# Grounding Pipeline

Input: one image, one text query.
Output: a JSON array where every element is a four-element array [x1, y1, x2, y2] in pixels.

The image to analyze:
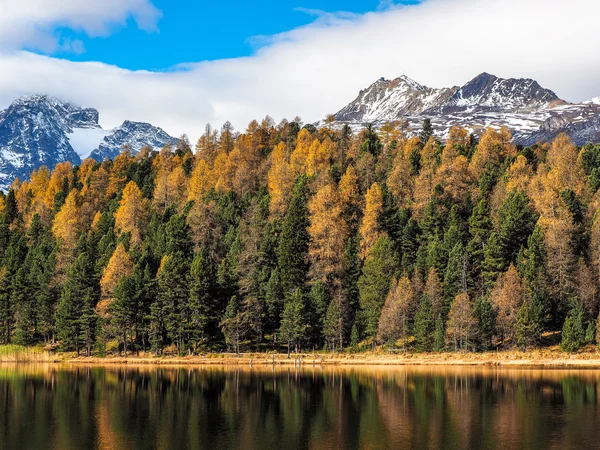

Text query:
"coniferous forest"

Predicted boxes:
[[1, 117, 600, 356]]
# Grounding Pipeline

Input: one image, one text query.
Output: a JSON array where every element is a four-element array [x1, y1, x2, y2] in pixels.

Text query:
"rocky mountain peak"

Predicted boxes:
[[329, 72, 600, 147], [0, 94, 175, 190]]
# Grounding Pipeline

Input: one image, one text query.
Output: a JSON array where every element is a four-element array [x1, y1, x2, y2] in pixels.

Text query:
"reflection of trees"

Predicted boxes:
[[0, 366, 599, 449]]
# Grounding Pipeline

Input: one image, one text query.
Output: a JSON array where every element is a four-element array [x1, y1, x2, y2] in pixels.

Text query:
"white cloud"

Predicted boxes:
[[0, 0, 161, 52], [0, 0, 599, 142]]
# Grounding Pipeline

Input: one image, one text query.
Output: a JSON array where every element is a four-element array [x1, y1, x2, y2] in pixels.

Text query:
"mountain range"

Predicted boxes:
[[0, 95, 175, 190], [333, 72, 600, 146]]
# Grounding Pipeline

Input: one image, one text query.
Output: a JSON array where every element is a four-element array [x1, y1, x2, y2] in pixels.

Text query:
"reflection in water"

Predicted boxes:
[[0, 365, 599, 450]]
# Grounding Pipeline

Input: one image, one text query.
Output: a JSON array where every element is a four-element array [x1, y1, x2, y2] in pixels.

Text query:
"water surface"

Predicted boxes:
[[1, 364, 599, 449]]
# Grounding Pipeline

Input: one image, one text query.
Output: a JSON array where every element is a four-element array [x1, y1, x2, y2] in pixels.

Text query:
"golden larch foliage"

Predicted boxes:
[[377, 276, 415, 347], [446, 292, 477, 350], [490, 264, 530, 345], [470, 127, 516, 178], [308, 183, 348, 283], [187, 159, 214, 203], [100, 243, 135, 301], [267, 142, 292, 218], [359, 182, 383, 259], [52, 190, 81, 248], [114, 181, 149, 246], [338, 165, 361, 222]]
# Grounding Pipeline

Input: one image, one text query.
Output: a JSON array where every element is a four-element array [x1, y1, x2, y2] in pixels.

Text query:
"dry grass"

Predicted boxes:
[[60, 345, 600, 369], [0, 345, 55, 362]]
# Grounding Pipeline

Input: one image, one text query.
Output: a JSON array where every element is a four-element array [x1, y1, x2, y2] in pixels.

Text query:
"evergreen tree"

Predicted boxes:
[[358, 235, 397, 341], [111, 276, 138, 355], [188, 248, 218, 350], [419, 119, 434, 144], [561, 305, 585, 352], [158, 253, 191, 354], [414, 295, 435, 352], [433, 314, 445, 352], [279, 288, 307, 356], [278, 175, 310, 293], [220, 296, 245, 354], [56, 253, 99, 354], [474, 296, 495, 350]]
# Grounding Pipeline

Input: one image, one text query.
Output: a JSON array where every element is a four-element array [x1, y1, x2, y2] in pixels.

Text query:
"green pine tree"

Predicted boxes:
[[414, 295, 435, 352], [358, 235, 397, 341], [279, 288, 307, 356], [561, 305, 585, 353], [278, 175, 310, 293], [433, 314, 445, 352]]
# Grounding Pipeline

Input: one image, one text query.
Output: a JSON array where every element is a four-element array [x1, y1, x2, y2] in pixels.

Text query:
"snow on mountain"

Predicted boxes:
[[430, 72, 562, 113], [335, 75, 458, 122], [584, 97, 600, 105], [331, 73, 600, 146], [0, 95, 175, 190], [91, 121, 176, 161]]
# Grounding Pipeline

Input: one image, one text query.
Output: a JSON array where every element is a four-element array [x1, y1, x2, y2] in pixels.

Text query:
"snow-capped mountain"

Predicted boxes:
[[90, 120, 175, 161], [0, 95, 175, 190], [332, 73, 600, 146], [335, 75, 457, 122]]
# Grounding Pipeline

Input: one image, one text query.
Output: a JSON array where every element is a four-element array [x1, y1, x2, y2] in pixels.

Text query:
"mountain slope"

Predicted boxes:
[[332, 73, 600, 146], [335, 75, 458, 122], [0, 95, 175, 190]]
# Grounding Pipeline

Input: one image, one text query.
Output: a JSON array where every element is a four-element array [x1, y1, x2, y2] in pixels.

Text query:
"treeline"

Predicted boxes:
[[1, 117, 600, 355]]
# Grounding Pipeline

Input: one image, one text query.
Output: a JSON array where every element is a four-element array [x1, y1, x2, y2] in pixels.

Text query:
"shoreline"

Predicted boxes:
[[17, 350, 600, 369]]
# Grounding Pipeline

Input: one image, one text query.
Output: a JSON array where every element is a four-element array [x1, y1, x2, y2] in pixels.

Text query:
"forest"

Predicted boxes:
[[1, 117, 600, 356]]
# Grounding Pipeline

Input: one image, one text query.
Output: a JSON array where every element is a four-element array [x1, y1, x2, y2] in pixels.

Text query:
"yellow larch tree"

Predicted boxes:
[[388, 141, 414, 205], [267, 142, 293, 219], [100, 243, 135, 301], [115, 181, 150, 246], [434, 145, 473, 207], [52, 189, 80, 244], [289, 129, 314, 176], [187, 159, 214, 203], [359, 182, 384, 259], [490, 264, 531, 346], [308, 183, 349, 283], [107, 149, 134, 197], [338, 164, 361, 224], [469, 127, 516, 179], [506, 155, 533, 193]]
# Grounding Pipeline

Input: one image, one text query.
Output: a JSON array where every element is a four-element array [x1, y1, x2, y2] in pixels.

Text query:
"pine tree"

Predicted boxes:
[[188, 248, 218, 350], [111, 276, 138, 355], [419, 119, 434, 144], [414, 295, 435, 352], [516, 296, 542, 351], [158, 253, 191, 354], [56, 253, 98, 354], [358, 235, 397, 341], [220, 296, 244, 354], [561, 305, 585, 352], [279, 288, 307, 356], [474, 296, 495, 350], [278, 176, 310, 293], [433, 314, 445, 352], [323, 295, 348, 352]]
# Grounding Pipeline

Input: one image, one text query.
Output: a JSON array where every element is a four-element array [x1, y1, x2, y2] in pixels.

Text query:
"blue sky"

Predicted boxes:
[[47, 1, 415, 70]]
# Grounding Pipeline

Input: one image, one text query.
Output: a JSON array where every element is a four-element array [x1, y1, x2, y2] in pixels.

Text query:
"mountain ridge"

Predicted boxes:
[[333, 72, 600, 146], [0, 95, 175, 190]]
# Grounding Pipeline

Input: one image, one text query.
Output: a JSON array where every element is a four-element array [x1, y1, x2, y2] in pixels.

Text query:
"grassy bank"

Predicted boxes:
[[0, 345, 56, 362], [3, 344, 600, 368], [60, 346, 600, 369]]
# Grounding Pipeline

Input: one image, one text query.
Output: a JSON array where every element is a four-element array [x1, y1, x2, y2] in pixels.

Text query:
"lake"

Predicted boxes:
[[0, 364, 599, 449]]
